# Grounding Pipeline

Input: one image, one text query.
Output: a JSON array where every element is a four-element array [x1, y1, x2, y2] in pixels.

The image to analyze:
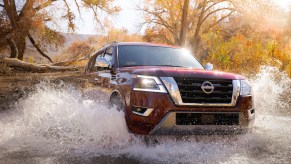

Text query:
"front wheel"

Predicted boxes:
[[109, 94, 124, 111]]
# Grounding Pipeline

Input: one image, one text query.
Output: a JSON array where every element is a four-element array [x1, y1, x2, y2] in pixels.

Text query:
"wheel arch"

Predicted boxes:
[[109, 89, 129, 114], [110, 90, 122, 100], [109, 89, 127, 107]]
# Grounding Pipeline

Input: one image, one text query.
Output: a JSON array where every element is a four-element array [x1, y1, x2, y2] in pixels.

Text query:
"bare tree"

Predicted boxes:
[[0, 0, 120, 62]]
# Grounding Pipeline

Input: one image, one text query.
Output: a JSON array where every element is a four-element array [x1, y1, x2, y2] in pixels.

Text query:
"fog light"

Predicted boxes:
[[136, 108, 143, 112], [132, 106, 154, 117]]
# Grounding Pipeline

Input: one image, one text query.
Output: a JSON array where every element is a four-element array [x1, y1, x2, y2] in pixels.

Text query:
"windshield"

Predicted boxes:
[[118, 45, 204, 69]]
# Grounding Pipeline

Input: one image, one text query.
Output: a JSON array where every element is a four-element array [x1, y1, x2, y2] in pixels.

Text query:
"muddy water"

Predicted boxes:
[[0, 66, 290, 164]]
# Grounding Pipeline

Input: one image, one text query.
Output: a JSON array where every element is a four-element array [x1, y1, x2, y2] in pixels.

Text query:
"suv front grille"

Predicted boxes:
[[174, 78, 233, 104]]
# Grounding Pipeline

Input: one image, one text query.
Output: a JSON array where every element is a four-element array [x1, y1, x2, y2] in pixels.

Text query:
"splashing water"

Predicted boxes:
[[251, 66, 291, 115], [0, 83, 133, 162], [0, 66, 290, 163]]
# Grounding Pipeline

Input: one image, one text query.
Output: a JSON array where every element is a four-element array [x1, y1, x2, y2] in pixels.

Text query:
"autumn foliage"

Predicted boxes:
[[141, 0, 291, 77], [1, 0, 290, 77], [201, 30, 291, 76]]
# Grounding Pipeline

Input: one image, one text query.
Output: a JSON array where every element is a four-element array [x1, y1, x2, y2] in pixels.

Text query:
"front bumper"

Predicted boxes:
[[149, 111, 255, 135], [125, 91, 255, 135]]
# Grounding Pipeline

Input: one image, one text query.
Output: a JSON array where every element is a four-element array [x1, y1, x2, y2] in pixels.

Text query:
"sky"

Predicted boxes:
[[75, 0, 143, 34], [74, 0, 291, 34], [277, 0, 291, 10]]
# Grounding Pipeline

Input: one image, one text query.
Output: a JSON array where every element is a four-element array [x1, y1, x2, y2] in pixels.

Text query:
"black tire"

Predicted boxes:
[[143, 136, 160, 146], [109, 94, 124, 111]]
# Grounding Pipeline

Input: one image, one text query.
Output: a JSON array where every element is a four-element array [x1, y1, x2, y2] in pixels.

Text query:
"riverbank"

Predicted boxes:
[[0, 71, 86, 110]]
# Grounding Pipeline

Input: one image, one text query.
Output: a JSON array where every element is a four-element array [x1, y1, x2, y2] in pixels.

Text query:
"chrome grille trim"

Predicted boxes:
[[160, 77, 240, 107]]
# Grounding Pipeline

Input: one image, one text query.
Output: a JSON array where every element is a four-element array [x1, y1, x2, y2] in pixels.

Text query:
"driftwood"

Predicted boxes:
[[51, 56, 90, 66], [51, 59, 77, 66], [1, 58, 78, 73]]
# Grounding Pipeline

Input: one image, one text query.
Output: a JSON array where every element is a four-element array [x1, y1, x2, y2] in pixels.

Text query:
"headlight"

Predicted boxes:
[[133, 75, 167, 93], [240, 80, 252, 96]]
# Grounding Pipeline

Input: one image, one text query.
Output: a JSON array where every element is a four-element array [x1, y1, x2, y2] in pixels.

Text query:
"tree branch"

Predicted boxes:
[[205, 0, 235, 13], [27, 33, 53, 63], [34, 0, 58, 11], [3, 0, 18, 27], [159, 34, 173, 45], [203, 10, 235, 34], [205, 1, 221, 12], [74, 0, 81, 16], [140, 7, 174, 34], [81, 2, 102, 29], [202, 7, 235, 24], [87, 4, 105, 30], [142, 18, 175, 35], [19, 0, 35, 18], [63, 0, 75, 31]]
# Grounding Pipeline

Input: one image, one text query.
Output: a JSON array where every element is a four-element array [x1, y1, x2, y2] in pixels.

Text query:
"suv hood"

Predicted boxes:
[[118, 66, 245, 80]]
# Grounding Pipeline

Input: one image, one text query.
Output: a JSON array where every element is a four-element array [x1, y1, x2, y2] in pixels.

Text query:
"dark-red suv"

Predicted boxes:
[[85, 42, 255, 135]]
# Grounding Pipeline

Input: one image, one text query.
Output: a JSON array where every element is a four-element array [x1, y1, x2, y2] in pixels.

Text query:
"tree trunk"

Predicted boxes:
[[192, 32, 201, 54], [179, 0, 190, 46], [16, 37, 26, 60], [8, 39, 18, 58], [4, 0, 33, 61], [191, 0, 207, 54]]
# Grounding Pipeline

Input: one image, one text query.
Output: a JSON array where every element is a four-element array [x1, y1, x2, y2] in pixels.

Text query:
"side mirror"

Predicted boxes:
[[205, 63, 213, 71], [96, 57, 111, 68]]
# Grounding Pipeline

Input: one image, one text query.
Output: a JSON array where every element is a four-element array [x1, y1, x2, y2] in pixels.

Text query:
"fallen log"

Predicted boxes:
[[50, 60, 77, 66], [1, 58, 78, 73], [51, 57, 89, 66]]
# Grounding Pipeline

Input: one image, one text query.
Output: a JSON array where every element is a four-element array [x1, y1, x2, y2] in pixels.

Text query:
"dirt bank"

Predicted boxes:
[[0, 71, 86, 110]]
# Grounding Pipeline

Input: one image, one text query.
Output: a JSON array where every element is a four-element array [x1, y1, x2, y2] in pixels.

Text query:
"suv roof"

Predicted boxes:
[[111, 42, 179, 48]]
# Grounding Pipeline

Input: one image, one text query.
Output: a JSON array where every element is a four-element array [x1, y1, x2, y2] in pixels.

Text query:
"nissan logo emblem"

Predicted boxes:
[[201, 81, 214, 94]]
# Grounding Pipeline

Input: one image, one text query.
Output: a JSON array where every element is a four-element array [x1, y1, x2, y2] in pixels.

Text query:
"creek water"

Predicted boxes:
[[0, 66, 290, 164]]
